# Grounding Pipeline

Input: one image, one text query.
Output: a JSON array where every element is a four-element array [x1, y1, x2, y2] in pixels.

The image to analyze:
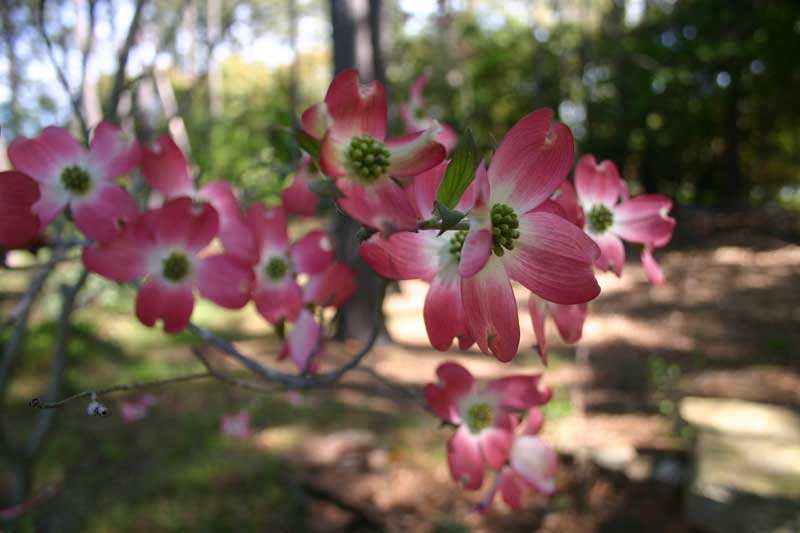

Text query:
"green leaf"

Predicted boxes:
[[434, 200, 468, 236], [295, 129, 321, 161], [437, 129, 478, 209], [309, 178, 346, 199]]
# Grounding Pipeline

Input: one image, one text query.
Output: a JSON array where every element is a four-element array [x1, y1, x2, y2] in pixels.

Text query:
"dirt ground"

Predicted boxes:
[[5, 220, 800, 532], [242, 226, 800, 531]]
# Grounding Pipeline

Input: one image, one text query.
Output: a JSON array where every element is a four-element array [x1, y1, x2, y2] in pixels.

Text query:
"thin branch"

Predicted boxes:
[[187, 278, 387, 390], [192, 347, 284, 393], [26, 268, 89, 456], [29, 372, 212, 410], [0, 248, 65, 389], [356, 366, 446, 421], [38, 0, 89, 139]]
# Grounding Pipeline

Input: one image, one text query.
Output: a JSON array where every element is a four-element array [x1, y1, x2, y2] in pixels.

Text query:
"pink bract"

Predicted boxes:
[[282, 156, 319, 217], [142, 135, 242, 230], [360, 161, 476, 350], [0, 171, 41, 248], [528, 295, 588, 366], [7, 122, 141, 242]]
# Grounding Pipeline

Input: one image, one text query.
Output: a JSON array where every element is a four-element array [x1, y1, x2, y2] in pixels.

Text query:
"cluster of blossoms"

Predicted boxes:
[[2, 122, 355, 373], [0, 68, 674, 512]]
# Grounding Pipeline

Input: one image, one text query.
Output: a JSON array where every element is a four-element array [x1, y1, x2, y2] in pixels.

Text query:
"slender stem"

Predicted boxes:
[[38, 0, 89, 139], [417, 220, 470, 232], [104, 0, 147, 121], [30, 372, 213, 410], [186, 279, 388, 390], [0, 248, 65, 389]]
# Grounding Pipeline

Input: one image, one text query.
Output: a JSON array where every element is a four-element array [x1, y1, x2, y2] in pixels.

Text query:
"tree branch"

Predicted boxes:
[[186, 278, 388, 390], [104, 0, 147, 121], [29, 371, 213, 410], [38, 0, 89, 139], [26, 268, 89, 456]]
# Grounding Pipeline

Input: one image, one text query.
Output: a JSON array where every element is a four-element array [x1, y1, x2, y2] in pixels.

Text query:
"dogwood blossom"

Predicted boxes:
[[82, 198, 252, 333], [301, 69, 446, 232], [424, 362, 551, 490], [456, 110, 601, 362], [574, 154, 675, 279], [8, 122, 140, 242]]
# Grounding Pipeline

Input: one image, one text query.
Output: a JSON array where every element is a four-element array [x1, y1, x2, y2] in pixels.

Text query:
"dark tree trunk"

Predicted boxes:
[[722, 69, 745, 210], [329, 0, 388, 342]]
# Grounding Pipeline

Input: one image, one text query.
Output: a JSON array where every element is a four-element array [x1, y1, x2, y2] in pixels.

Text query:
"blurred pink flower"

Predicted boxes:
[[424, 362, 551, 491], [574, 154, 675, 279], [221, 412, 252, 439], [476, 407, 558, 512], [399, 73, 459, 153], [83, 197, 253, 333], [8, 122, 140, 242]]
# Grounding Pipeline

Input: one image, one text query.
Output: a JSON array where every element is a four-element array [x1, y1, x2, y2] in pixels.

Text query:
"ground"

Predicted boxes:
[[1, 221, 798, 532]]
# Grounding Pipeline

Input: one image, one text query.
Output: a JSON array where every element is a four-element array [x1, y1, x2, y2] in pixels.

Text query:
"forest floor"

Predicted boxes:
[[2, 222, 799, 532]]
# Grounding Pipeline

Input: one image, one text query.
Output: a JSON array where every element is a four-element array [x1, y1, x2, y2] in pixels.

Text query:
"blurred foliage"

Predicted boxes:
[[3, 1, 798, 211], [389, 0, 800, 210]]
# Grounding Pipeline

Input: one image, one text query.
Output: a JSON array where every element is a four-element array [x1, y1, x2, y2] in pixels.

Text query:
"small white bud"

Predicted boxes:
[[87, 397, 110, 417]]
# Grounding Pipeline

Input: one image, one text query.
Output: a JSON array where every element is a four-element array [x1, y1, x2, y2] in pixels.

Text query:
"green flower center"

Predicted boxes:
[[466, 401, 494, 433], [161, 252, 191, 282], [587, 204, 614, 234], [60, 165, 91, 195], [490, 203, 520, 257], [265, 256, 289, 281], [448, 230, 468, 261], [346, 134, 390, 183]]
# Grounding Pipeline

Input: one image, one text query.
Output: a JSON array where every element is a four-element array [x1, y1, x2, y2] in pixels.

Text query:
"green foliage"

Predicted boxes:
[[389, 1, 800, 210], [295, 128, 321, 163], [436, 130, 478, 209]]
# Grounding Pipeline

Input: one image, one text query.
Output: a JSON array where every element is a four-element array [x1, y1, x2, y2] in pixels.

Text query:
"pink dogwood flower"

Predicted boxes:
[[301, 69, 446, 233], [0, 171, 40, 248], [219, 204, 335, 325], [399, 72, 459, 153], [221, 412, 252, 439], [476, 408, 558, 511], [360, 160, 476, 350], [457, 110, 601, 362], [141, 135, 242, 230], [574, 154, 675, 278], [424, 362, 551, 491], [83, 197, 253, 333], [282, 155, 319, 217], [8, 122, 141, 242]]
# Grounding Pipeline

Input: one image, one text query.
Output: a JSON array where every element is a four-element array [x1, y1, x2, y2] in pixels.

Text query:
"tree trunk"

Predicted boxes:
[[722, 69, 745, 210], [329, 0, 387, 342]]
